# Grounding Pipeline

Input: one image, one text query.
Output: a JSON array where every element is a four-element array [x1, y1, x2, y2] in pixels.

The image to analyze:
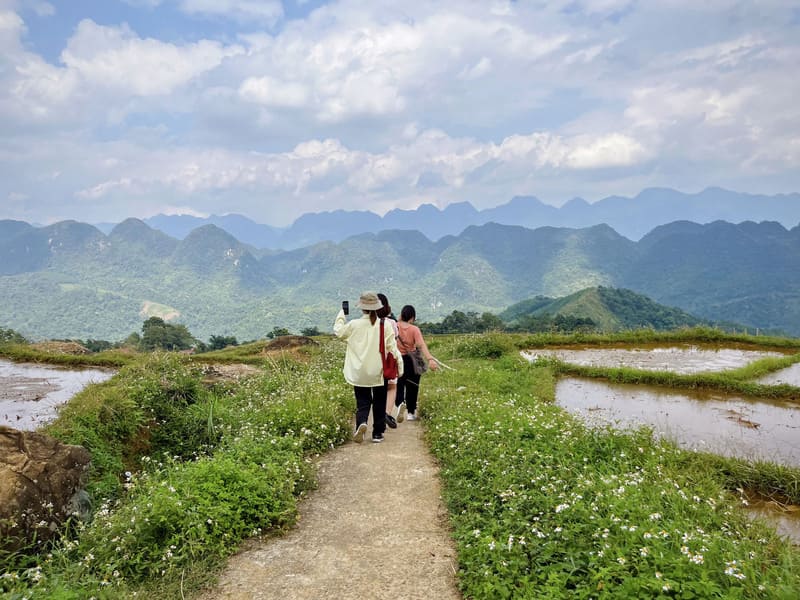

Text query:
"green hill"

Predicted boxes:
[[501, 287, 706, 332]]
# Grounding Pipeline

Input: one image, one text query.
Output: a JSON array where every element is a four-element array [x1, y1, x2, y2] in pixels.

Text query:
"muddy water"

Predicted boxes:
[[758, 362, 800, 387], [745, 494, 800, 546], [0, 359, 114, 430], [555, 377, 800, 466], [523, 346, 787, 374]]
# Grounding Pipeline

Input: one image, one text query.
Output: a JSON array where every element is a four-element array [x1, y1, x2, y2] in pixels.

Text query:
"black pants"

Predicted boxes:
[[354, 385, 387, 438], [397, 354, 421, 414]]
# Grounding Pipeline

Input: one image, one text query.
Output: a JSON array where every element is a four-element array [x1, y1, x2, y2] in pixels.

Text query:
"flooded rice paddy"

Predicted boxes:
[[554, 377, 800, 466], [0, 359, 114, 430], [520, 345, 800, 466], [523, 345, 800, 544], [522, 345, 787, 374], [757, 362, 800, 387]]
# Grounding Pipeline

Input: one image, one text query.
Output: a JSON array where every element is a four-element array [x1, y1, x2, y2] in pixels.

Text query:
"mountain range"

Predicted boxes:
[[1, 216, 798, 341], [92, 187, 800, 250]]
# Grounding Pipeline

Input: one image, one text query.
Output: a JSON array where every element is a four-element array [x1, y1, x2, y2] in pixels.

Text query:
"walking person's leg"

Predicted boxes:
[[371, 384, 387, 442], [385, 381, 398, 428], [405, 369, 422, 419], [353, 386, 371, 442], [395, 354, 413, 422]]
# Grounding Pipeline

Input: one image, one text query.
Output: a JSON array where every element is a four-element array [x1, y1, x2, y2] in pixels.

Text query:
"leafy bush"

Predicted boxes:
[[0, 327, 28, 344], [69, 438, 303, 584], [452, 333, 515, 359]]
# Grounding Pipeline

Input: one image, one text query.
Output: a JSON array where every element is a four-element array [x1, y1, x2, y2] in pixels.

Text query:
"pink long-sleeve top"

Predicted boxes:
[[396, 321, 434, 362]]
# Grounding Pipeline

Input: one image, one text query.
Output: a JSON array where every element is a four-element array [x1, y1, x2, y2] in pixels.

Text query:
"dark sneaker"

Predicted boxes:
[[372, 434, 384, 443], [396, 402, 407, 423], [353, 423, 367, 443], [385, 413, 398, 429]]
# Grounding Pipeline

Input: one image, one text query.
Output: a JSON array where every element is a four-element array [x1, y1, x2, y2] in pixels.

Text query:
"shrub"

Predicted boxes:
[[452, 333, 515, 359]]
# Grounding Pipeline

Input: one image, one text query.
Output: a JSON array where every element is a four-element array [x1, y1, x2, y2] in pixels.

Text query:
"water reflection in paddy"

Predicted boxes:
[[555, 377, 800, 467], [757, 362, 800, 387], [0, 359, 114, 430], [523, 346, 786, 374]]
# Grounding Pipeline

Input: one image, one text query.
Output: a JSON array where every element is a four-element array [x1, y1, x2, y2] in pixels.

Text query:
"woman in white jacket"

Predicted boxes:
[[334, 291, 404, 443]]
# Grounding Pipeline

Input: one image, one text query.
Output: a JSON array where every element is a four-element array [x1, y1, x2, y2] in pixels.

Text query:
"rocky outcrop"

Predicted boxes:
[[0, 426, 91, 551]]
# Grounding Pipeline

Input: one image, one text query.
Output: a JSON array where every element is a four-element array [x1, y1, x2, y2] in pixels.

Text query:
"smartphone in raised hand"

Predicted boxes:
[[342, 300, 349, 315]]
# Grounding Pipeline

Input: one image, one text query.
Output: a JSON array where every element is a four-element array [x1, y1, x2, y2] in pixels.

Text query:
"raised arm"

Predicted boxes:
[[333, 309, 349, 338]]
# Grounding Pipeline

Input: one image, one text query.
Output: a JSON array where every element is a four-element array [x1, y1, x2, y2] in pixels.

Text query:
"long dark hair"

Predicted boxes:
[[376, 293, 391, 319], [363, 309, 378, 325], [400, 305, 416, 322]]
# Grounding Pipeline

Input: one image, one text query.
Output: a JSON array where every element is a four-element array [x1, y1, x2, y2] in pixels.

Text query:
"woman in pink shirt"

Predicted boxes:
[[395, 304, 438, 421]]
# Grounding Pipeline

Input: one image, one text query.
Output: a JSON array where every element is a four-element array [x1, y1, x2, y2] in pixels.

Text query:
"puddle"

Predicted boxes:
[[555, 377, 800, 467], [757, 362, 800, 387], [0, 359, 115, 430], [744, 494, 800, 545], [523, 346, 786, 374]]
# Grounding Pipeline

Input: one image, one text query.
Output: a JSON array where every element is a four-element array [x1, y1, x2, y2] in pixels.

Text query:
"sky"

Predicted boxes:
[[1, 0, 799, 227]]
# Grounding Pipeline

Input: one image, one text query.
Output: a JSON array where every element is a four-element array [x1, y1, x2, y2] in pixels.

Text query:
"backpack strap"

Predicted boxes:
[[379, 318, 386, 359]]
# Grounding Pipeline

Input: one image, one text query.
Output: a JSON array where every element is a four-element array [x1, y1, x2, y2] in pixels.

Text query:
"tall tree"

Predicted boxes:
[[140, 317, 197, 351]]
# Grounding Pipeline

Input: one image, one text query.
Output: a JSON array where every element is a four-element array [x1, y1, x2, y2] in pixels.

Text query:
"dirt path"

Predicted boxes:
[[198, 416, 462, 600]]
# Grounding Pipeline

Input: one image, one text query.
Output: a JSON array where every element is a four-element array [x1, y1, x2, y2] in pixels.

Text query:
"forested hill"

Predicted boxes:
[[500, 287, 706, 332], [0, 218, 798, 340]]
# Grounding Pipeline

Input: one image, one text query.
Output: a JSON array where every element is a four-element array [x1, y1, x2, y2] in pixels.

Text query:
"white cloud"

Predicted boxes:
[[62, 20, 243, 96], [122, 0, 164, 7], [1, 0, 800, 225], [153, 205, 209, 217], [76, 177, 135, 200], [216, 6, 572, 126], [0, 8, 24, 39], [563, 134, 649, 169], [32, 1, 53, 16], [239, 75, 309, 108], [70, 126, 652, 216], [458, 56, 492, 80], [8, 191, 28, 202], [179, 0, 283, 26]]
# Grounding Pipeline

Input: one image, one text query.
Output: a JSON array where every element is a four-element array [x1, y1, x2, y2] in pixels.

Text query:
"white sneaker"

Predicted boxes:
[[406, 413, 416, 421], [353, 423, 367, 443], [396, 402, 407, 423]]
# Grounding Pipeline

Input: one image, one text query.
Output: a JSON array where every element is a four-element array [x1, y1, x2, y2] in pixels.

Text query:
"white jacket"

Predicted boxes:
[[333, 309, 404, 387]]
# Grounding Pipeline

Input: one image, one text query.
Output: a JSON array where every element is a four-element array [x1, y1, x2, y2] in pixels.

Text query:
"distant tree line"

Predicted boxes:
[[2, 310, 600, 355], [419, 310, 597, 335]]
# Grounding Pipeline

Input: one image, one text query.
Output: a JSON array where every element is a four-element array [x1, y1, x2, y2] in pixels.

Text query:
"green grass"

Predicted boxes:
[[3, 331, 800, 599], [423, 349, 800, 599], [0, 343, 133, 367]]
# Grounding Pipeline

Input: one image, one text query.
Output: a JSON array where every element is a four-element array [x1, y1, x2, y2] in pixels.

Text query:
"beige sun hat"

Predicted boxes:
[[356, 291, 383, 311]]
